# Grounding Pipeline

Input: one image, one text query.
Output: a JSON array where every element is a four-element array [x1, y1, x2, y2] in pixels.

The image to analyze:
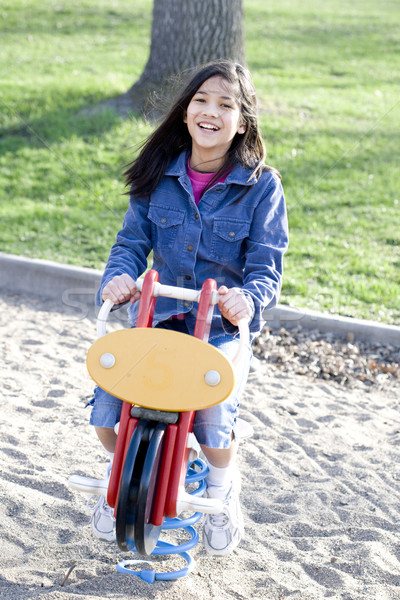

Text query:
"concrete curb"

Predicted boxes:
[[264, 305, 400, 345], [0, 252, 102, 306], [1, 252, 399, 345]]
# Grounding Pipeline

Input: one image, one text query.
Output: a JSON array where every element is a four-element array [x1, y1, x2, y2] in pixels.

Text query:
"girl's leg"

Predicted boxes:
[[155, 322, 250, 468], [89, 386, 123, 451], [193, 334, 252, 556], [95, 426, 117, 453], [87, 387, 123, 541], [193, 333, 252, 457], [201, 439, 237, 468]]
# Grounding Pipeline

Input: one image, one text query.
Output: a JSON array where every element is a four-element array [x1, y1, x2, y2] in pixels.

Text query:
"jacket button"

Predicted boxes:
[[184, 301, 190, 308], [187, 245, 193, 252], [195, 213, 199, 220], [185, 275, 191, 280], [161, 217, 167, 224], [228, 232, 235, 238]]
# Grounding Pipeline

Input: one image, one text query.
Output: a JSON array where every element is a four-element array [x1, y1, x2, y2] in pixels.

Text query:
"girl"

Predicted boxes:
[[88, 59, 289, 556]]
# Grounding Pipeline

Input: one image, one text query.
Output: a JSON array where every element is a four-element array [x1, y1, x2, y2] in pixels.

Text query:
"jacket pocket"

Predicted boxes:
[[148, 205, 185, 249], [210, 218, 251, 262]]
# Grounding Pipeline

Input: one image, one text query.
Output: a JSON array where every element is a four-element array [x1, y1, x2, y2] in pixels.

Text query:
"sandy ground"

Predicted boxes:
[[1, 291, 400, 600]]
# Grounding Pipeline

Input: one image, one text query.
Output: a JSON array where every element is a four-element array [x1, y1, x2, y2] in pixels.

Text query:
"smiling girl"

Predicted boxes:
[[87, 59, 289, 556]]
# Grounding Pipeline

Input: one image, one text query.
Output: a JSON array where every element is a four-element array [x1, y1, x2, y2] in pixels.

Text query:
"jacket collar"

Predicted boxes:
[[165, 150, 256, 186]]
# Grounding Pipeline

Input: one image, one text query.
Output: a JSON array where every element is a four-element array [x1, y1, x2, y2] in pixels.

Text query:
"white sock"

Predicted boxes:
[[206, 462, 236, 500]]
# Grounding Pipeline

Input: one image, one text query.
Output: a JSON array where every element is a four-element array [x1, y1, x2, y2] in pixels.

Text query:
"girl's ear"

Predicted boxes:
[[238, 123, 246, 134], [183, 111, 187, 124]]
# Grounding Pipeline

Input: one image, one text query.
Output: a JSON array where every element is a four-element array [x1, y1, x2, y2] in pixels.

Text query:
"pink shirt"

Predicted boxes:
[[187, 161, 228, 205]]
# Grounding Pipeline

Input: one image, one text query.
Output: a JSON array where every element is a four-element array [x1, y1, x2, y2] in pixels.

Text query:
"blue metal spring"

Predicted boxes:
[[116, 457, 208, 583]]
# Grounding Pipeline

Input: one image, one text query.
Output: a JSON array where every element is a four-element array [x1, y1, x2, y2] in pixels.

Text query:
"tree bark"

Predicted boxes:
[[108, 0, 245, 116]]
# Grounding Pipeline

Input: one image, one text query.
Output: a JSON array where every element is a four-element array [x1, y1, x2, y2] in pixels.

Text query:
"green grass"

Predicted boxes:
[[1, 0, 399, 323]]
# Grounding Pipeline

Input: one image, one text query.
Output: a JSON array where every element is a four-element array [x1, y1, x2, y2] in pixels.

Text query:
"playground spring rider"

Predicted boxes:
[[69, 270, 250, 582]]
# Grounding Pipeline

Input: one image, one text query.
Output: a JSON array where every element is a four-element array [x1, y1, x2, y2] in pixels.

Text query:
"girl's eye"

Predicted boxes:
[[222, 104, 233, 109]]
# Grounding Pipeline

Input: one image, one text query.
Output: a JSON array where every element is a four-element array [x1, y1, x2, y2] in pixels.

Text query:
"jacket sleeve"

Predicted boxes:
[[236, 175, 288, 335], [95, 195, 152, 305]]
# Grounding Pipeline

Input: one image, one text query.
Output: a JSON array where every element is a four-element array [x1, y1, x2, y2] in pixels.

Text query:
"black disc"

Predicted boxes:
[[115, 419, 150, 551], [134, 422, 167, 555]]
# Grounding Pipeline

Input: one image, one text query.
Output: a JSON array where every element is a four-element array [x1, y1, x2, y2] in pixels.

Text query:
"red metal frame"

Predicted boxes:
[[108, 271, 217, 527], [107, 402, 134, 508], [107, 270, 159, 509], [193, 279, 217, 343], [164, 278, 217, 518], [136, 269, 159, 329], [151, 423, 178, 526]]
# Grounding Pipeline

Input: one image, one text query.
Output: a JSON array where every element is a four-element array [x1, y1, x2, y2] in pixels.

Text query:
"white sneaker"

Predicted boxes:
[[88, 495, 116, 542], [203, 471, 244, 556], [87, 459, 115, 542]]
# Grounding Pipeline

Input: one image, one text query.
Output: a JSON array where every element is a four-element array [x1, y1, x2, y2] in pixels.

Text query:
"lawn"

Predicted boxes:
[[1, 0, 399, 323]]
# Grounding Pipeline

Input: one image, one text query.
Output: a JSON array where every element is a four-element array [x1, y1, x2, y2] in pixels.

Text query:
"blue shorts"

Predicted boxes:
[[88, 319, 252, 449]]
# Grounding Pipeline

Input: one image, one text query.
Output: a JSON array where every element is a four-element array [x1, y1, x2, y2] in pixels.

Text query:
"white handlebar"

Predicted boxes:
[[135, 278, 221, 304], [97, 280, 250, 368]]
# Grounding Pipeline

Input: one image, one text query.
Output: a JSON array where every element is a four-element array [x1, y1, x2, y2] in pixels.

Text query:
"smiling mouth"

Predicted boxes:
[[198, 122, 219, 131]]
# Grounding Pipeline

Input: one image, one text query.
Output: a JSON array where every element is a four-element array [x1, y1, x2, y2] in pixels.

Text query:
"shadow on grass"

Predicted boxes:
[[0, 94, 143, 154]]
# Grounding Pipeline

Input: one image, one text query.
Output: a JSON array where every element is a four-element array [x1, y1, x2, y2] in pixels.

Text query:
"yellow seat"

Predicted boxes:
[[87, 328, 235, 412]]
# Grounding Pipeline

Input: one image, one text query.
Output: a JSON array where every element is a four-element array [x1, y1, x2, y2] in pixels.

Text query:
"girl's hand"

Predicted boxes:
[[217, 286, 252, 326], [102, 274, 141, 305]]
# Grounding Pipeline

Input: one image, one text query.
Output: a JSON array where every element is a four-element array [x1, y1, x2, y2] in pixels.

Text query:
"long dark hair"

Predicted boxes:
[[124, 59, 281, 197]]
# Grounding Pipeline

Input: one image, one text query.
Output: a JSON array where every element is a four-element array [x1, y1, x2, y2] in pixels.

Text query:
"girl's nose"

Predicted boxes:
[[202, 104, 218, 117]]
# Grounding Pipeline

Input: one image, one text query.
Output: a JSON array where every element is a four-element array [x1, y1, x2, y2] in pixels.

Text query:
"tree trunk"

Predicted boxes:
[[109, 0, 245, 116]]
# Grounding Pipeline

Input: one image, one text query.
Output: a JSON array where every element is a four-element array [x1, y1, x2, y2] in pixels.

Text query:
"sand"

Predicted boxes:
[[1, 291, 400, 600]]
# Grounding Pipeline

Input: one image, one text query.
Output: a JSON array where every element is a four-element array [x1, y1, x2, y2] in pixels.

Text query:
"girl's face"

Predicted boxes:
[[184, 75, 246, 170]]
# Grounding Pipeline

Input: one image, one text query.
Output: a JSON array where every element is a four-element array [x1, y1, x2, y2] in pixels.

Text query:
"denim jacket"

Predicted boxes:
[[96, 150, 289, 340]]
